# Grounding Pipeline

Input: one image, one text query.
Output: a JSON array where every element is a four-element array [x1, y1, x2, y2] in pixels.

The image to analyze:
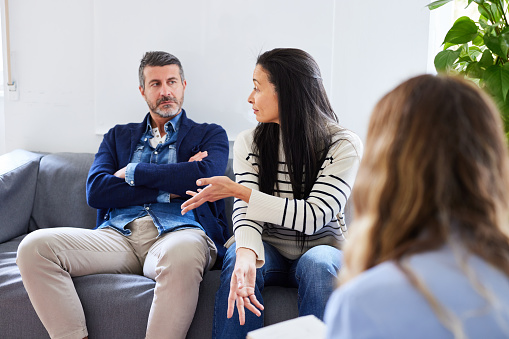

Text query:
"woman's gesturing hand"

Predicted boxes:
[[227, 248, 264, 325], [180, 176, 252, 214]]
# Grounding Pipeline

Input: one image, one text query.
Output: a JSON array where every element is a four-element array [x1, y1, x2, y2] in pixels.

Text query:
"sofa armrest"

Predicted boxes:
[[0, 150, 42, 244]]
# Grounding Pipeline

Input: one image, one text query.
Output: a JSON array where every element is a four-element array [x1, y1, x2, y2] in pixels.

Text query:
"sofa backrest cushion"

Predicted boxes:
[[29, 153, 97, 231], [0, 150, 43, 243]]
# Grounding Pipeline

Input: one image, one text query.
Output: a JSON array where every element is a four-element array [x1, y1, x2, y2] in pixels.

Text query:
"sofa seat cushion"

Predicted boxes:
[[0, 234, 223, 339], [0, 235, 49, 338], [0, 234, 299, 339], [0, 234, 155, 339]]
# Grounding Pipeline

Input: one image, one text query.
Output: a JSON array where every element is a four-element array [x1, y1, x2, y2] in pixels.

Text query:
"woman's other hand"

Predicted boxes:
[[227, 248, 264, 325]]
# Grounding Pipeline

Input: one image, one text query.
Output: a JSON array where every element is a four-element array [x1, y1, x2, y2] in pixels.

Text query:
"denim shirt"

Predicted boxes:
[[97, 112, 202, 236]]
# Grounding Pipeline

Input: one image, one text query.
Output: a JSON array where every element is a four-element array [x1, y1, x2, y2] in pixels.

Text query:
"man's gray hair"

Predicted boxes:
[[138, 51, 185, 89]]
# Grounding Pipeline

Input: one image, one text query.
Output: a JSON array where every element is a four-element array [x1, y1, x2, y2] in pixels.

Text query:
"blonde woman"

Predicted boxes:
[[324, 74, 509, 338]]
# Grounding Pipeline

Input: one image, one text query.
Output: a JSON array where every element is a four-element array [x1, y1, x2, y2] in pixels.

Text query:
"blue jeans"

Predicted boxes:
[[212, 242, 342, 339]]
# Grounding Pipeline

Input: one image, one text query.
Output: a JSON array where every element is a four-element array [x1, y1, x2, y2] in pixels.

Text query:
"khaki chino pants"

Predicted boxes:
[[16, 216, 217, 339]]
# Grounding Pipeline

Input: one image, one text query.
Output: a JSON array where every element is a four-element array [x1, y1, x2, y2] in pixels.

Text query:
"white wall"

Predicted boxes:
[[1, 0, 431, 155], [0, 0, 6, 155], [332, 0, 431, 139], [0, 96, 4, 154], [93, 0, 338, 138], [2, 0, 97, 154]]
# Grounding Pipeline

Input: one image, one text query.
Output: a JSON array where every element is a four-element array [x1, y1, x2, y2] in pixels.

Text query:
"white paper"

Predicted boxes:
[[247, 315, 326, 339]]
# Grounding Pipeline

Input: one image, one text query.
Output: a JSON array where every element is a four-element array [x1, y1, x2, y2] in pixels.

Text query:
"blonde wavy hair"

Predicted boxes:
[[342, 74, 509, 337]]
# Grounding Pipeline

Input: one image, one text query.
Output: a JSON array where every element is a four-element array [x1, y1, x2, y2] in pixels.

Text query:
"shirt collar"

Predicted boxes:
[[144, 111, 183, 137]]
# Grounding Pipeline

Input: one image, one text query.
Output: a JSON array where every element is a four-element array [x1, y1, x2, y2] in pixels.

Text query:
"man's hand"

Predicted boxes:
[[114, 167, 126, 179], [228, 248, 264, 325], [170, 151, 209, 199], [188, 151, 208, 162]]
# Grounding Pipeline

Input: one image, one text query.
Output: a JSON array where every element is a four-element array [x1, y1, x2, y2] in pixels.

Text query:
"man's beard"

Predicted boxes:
[[148, 95, 184, 118]]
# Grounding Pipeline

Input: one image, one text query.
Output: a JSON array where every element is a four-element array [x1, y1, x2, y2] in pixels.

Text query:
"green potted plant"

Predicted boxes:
[[428, 0, 509, 135]]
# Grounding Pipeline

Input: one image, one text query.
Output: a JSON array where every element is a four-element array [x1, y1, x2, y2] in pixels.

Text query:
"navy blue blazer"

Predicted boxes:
[[86, 110, 230, 260]]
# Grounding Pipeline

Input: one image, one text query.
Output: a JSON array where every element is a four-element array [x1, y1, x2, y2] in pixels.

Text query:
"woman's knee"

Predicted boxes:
[[296, 245, 342, 281], [218, 245, 237, 285], [223, 245, 237, 268]]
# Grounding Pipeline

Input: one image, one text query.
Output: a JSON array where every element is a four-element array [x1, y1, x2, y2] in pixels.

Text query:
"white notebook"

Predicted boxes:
[[246, 315, 326, 339]]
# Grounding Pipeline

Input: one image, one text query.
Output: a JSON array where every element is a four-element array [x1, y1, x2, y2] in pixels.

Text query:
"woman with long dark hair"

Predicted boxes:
[[181, 48, 362, 338], [325, 75, 509, 338]]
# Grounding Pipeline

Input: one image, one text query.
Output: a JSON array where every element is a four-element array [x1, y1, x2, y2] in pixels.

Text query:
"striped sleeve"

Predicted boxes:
[[231, 129, 266, 267], [245, 132, 362, 236]]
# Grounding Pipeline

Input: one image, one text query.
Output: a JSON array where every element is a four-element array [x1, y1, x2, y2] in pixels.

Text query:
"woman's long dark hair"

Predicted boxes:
[[253, 48, 341, 243]]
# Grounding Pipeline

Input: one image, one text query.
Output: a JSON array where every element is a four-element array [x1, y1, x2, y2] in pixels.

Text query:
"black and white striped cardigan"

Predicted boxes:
[[228, 127, 363, 267]]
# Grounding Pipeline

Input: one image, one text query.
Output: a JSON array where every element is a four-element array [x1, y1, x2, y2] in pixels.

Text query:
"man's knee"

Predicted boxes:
[[16, 229, 58, 269], [153, 230, 211, 272]]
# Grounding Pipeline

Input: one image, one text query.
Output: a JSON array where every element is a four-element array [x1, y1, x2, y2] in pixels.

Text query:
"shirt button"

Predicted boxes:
[[145, 206, 150, 211], [130, 180, 134, 185], [144, 138, 148, 141], [154, 151, 158, 154]]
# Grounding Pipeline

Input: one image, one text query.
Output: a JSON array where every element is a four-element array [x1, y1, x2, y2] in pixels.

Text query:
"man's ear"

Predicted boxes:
[[182, 80, 187, 91], [139, 85, 145, 98]]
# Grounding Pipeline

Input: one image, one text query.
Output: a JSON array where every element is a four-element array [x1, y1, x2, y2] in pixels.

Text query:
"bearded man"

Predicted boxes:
[[16, 51, 229, 339]]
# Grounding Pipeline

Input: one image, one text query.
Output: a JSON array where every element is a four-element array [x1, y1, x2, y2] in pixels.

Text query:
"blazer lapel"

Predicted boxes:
[[176, 109, 192, 155]]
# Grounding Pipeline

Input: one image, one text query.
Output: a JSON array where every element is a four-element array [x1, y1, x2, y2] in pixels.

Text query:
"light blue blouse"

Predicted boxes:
[[324, 245, 509, 338]]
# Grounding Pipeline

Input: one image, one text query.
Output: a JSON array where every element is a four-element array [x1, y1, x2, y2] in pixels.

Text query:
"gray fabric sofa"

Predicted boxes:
[[0, 149, 299, 339]]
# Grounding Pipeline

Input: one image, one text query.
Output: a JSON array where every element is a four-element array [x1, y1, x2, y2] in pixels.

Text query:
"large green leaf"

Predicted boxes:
[[479, 49, 494, 68], [459, 56, 474, 63], [498, 100, 509, 131], [444, 42, 457, 50], [459, 43, 471, 58], [473, 33, 485, 46], [427, 0, 453, 10], [466, 62, 484, 78], [478, 5, 493, 23], [484, 64, 509, 101], [444, 16, 479, 44], [484, 33, 509, 60], [479, 16, 489, 29], [459, 45, 480, 62], [478, 3, 503, 24], [469, 45, 483, 52], [470, 49, 482, 60], [468, 45, 483, 55], [435, 49, 461, 72], [501, 32, 509, 59], [489, 3, 502, 23]]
